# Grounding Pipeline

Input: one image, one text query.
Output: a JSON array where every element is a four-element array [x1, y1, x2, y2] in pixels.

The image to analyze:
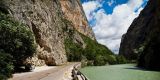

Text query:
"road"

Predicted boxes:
[[9, 62, 81, 80]]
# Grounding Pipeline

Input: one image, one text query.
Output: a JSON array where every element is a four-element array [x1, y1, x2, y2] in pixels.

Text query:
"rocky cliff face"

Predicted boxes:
[[60, 0, 95, 40], [1, 0, 95, 66], [119, 0, 160, 70]]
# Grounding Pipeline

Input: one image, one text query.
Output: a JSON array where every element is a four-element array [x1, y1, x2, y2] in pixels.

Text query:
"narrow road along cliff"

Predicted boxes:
[[9, 62, 81, 80]]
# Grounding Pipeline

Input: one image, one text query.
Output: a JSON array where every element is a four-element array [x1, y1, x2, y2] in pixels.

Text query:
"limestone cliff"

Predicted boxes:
[[1, 0, 95, 66], [60, 0, 95, 40], [119, 0, 160, 70]]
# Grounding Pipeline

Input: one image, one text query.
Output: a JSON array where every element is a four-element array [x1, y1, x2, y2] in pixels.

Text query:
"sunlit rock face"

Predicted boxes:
[[2, 0, 95, 66], [60, 0, 95, 40], [119, 0, 160, 70]]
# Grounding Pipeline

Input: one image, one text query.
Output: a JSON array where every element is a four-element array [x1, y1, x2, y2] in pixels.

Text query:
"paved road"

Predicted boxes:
[[9, 62, 81, 80]]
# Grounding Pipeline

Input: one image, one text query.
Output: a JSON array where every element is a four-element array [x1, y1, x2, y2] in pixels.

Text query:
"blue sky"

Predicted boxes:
[[81, 0, 148, 53], [81, 0, 128, 14], [81, 0, 148, 14]]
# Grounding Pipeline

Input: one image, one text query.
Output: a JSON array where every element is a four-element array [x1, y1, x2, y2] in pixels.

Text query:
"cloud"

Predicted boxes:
[[82, 0, 146, 54], [128, 0, 143, 11], [82, 1, 102, 21], [107, 0, 115, 6]]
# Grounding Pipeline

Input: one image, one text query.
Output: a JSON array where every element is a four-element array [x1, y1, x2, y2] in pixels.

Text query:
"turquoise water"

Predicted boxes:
[[80, 64, 160, 80]]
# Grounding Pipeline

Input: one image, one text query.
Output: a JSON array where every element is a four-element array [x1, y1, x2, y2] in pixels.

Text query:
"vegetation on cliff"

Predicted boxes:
[[0, 12, 36, 78], [64, 33, 116, 66], [64, 18, 127, 66], [80, 33, 117, 66], [63, 19, 113, 65]]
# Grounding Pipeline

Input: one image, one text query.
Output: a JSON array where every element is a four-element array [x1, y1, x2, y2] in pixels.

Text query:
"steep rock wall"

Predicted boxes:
[[60, 0, 95, 40], [2, 0, 94, 66], [119, 0, 160, 70]]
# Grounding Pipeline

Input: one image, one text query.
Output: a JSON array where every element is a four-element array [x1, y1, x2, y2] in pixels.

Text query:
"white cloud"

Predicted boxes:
[[82, 1, 102, 21], [107, 0, 115, 6], [128, 0, 143, 10], [82, 0, 145, 54]]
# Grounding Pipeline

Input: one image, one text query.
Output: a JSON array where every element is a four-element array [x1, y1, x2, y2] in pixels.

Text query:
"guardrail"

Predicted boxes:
[[72, 63, 89, 80]]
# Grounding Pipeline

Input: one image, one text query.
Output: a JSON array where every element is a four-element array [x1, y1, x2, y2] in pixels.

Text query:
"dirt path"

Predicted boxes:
[[9, 62, 81, 80]]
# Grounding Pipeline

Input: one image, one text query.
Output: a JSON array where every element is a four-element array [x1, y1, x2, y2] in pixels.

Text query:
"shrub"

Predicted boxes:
[[0, 12, 36, 68], [0, 50, 13, 79], [94, 55, 106, 66], [64, 38, 83, 61], [107, 55, 117, 64], [116, 55, 127, 64]]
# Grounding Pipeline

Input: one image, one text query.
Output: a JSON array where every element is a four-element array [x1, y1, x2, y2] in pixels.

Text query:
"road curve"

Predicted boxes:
[[9, 62, 81, 80]]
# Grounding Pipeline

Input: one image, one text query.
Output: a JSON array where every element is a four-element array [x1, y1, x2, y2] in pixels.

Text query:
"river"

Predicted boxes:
[[80, 64, 160, 80]]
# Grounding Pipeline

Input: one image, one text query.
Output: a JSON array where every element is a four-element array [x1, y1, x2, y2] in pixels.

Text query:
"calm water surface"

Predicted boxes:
[[80, 64, 160, 80]]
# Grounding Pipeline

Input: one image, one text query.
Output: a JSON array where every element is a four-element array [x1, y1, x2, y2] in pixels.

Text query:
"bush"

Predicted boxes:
[[0, 50, 13, 80], [94, 55, 106, 66], [116, 55, 127, 64], [0, 12, 36, 68], [64, 38, 83, 61], [107, 55, 117, 64]]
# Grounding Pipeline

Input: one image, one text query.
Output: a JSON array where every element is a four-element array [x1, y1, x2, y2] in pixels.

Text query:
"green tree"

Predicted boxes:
[[0, 50, 13, 80], [116, 55, 127, 64], [0, 12, 36, 77]]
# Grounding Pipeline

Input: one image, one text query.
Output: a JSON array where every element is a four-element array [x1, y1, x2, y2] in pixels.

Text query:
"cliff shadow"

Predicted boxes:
[[124, 67, 160, 72]]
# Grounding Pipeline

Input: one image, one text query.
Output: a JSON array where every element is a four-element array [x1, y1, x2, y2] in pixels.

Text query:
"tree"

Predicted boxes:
[[0, 12, 36, 71]]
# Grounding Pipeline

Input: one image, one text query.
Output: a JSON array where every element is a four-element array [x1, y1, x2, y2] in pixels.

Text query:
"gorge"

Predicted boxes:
[[0, 0, 160, 80]]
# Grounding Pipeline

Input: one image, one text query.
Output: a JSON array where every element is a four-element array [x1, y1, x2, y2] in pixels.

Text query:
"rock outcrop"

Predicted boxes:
[[1, 0, 95, 66], [119, 0, 160, 70], [60, 0, 95, 40]]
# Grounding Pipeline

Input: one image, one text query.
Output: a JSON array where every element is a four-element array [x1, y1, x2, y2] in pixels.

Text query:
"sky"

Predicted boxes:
[[81, 0, 148, 54]]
